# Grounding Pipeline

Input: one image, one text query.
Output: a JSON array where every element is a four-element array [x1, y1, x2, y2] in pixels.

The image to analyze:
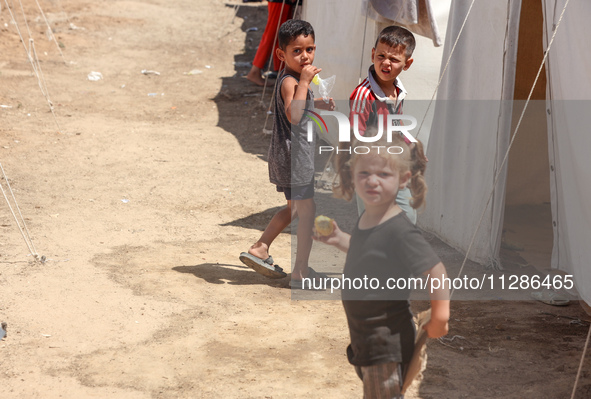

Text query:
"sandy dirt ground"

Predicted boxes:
[[1, 1, 590, 398]]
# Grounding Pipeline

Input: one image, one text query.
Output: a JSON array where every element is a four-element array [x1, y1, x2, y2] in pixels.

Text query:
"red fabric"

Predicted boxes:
[[252, 2, 292, 71], [349, 78, 387, 136], [349, 78, 408, 143]]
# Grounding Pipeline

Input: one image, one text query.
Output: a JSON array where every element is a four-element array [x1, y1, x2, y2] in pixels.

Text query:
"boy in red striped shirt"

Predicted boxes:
[[349, 26, 417, 224]]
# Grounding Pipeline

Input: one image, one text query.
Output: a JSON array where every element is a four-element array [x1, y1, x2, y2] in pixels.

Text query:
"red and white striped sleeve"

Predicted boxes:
[[349, 79, 373, 136]]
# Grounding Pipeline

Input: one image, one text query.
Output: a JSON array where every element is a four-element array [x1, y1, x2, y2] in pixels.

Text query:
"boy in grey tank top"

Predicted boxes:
[[239, 20, 335, 287]]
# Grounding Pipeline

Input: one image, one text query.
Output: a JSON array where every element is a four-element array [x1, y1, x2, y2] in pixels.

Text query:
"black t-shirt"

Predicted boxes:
[[342, 212, 440, 366]]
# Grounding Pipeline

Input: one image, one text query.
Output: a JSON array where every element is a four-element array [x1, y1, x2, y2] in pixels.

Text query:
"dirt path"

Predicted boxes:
[[1, 1, 590, 398]]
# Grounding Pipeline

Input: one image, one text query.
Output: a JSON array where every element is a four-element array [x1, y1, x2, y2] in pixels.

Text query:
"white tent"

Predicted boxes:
[[419, 0, 591, 305]]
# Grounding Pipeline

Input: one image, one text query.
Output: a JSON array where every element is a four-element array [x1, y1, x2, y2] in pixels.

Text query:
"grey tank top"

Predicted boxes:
[[268, 72, 316, 187]]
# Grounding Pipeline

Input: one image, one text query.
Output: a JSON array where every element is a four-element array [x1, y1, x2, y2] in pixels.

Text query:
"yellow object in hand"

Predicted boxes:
[[312, 74, 320, 85], [315, 215, 334, 236]]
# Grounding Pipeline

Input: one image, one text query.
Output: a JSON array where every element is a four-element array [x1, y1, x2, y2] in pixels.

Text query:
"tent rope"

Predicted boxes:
[[358, 0, 370, 84], [28, 39, 51, 102], [451, 0, 571, 295], [4, 0, 36, 66], [0, 163, 41, 260], [16, 0, 33, 39], [415, 0, 476, 140], [292, 0, 299, 18], [29, 38, 63, 133], [571, 323, 591, 399], [3, 0, 62, 133], [262, 71, 280, 133], [34, 0, 68, 65]]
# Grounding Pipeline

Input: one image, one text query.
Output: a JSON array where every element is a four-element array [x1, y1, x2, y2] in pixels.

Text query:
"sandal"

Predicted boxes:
[[239, 252, 287, 279], [289, 267, 327, 290], [531, 289, 570, 306]]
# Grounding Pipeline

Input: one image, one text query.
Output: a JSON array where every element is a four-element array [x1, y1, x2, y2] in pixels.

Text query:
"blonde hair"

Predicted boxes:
[[333, 135, 428, 209]]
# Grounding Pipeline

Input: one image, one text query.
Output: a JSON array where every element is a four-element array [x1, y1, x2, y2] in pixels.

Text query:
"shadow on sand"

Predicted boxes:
[[173, 262, 289, 288]]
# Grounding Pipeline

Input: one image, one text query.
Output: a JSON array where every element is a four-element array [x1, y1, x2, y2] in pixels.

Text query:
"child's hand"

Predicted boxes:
[[301, 65, 321, 86], [315, 98, 336, 111], [327, 98, 336, 111], [423, 319, 449, 339], [313, 218, 338, 243], [312, 219, 350, 252]]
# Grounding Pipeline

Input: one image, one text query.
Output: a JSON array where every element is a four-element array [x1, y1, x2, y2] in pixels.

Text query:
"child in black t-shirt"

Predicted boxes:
[[314, 135, 449, 398]]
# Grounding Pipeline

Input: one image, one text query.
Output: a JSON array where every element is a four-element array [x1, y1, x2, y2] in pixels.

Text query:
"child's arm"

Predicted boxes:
[[423, 262, 450, 338], [282, 65, 321, 125], [312, 219, 350, 253]]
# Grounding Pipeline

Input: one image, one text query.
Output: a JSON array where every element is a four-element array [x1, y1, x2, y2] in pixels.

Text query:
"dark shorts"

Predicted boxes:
[[276, 182, 315, 201]]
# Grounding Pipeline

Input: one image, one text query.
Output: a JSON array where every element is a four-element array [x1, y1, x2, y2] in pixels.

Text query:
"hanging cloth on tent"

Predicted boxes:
[[364, 0, 442, 47]]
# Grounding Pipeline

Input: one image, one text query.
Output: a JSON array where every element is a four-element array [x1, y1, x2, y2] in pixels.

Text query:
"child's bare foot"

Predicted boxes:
[[246, 66, 266, 86], [239, 242, 286, 279], [248, 242, 270, 262]]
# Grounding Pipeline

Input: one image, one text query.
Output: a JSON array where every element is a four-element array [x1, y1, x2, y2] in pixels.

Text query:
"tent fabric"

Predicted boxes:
[[303, 0, 377, 102], [543, 0, 591, 303], [418, 0, 521, 266], [420, 0, 590, 304], [366, 0, 442, 46]]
